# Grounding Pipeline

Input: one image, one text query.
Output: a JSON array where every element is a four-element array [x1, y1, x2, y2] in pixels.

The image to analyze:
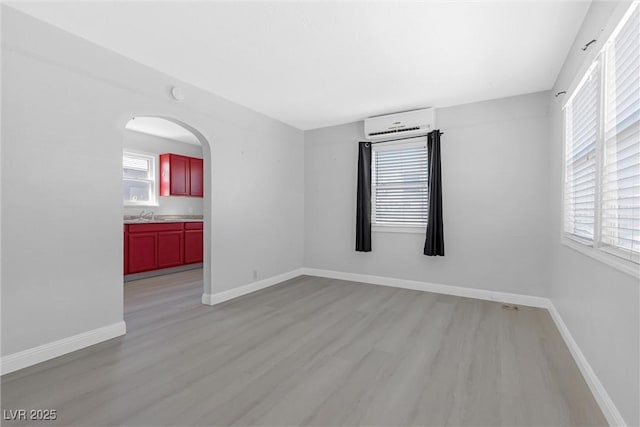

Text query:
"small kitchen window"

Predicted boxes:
[[123, 151, 158, 206]]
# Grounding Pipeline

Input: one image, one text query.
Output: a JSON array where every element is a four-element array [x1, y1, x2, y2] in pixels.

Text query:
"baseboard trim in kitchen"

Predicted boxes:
[[0, 321, 126, 376], [201, 268, 304, 306], [125, 263, 204, 282]]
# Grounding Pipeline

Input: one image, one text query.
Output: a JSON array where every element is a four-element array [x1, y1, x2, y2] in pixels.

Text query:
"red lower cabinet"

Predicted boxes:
[[158, 231, 184, 268], [124, 226, 129, 275], [184, 222, 204, 264], [125, 221, 203, 275], [128, 232, 158, 273]]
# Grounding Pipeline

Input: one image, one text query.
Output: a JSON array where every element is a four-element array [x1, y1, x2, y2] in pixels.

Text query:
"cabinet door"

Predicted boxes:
[[189, 157, 203, 197], [169, 154, 190, 196], [128, 232, 157, 273], [184, 229, 203, 264], [158, 230, 184, 268], [124, 226, 129, 275]]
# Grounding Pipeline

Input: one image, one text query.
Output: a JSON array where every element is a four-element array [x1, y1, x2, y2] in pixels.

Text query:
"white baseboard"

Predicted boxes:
[[547, 302, 627, 426], [1, 321, 126, 376], [202, 268, 304, 306], [302, 267, 549, 308]]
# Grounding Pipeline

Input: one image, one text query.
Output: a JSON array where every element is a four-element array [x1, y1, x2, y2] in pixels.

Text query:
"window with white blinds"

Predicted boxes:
[[564, 64, 600, 242], [372, 140, 428, 227], [123, 152, 158, 206], [601, 3, 640, 262], [563, 1, 640, 268]]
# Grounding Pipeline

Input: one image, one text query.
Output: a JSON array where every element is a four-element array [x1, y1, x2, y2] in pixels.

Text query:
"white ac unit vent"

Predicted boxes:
[[364, 108, 435, 140]]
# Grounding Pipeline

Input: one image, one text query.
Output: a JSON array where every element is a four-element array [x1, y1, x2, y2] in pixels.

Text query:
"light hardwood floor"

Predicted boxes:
[[2, 269, 606, 426]]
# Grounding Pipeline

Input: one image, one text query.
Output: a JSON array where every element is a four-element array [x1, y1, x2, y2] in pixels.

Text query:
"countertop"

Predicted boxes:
[[124, 215, 204, 224]]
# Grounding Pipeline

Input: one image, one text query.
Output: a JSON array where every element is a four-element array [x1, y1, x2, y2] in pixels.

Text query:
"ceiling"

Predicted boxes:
[[125, 117, 201, 145], [7, 1, 590, 130]]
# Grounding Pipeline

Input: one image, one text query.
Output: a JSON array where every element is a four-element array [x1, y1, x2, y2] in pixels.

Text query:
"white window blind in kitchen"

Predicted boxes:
[[372, 140, 428, 226], [123, 156, 150, 173], [601, 3, 640, 261], [564, 64, 600, 243]]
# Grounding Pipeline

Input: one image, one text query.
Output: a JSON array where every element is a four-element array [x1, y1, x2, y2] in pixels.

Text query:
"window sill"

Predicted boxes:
[[372, 224, 426, 234], [562, 236, 640, 279]]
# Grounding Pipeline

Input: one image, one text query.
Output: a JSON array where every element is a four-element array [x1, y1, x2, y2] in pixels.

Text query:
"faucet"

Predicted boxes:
[[139, 210, 154, 221]]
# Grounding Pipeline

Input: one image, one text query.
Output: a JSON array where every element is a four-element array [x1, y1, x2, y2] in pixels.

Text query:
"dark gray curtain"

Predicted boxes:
[[424, 130, 445, 256], [356, 141, 372, 252]]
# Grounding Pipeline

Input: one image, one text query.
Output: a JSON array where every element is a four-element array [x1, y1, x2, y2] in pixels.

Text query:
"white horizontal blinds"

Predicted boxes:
[[123, 156, 149, 171], [564, 65, 601, 242], [372, 142, 428, 225], [601, 3, 640, 260], [123, 154, 151, 180]]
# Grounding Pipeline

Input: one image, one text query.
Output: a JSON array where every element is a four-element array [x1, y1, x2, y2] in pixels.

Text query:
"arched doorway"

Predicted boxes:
[[121, 116, 211, 323]]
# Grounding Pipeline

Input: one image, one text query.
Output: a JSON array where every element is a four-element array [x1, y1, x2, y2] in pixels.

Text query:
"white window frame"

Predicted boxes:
[[561, 1, 640, 278], [123, 151, 158, 207], [371, 137, 428, 234]]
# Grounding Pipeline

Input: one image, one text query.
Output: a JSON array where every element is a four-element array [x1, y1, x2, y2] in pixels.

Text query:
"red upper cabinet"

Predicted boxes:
[[160, 154, 202, 197], [160, 154, 189, 196], [189, 157, 203, 197]]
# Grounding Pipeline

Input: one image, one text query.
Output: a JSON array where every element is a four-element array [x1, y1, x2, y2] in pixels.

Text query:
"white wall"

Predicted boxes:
[[1, 7, 304, 357], [122, 130, 203, 217], [2, 6, 637, 424], [305, 92, 551, 297], [548, 1, 639, 424]]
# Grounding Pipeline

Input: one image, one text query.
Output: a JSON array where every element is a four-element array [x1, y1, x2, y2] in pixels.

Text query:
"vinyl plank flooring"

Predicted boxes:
[[1, 269, 607, 426]]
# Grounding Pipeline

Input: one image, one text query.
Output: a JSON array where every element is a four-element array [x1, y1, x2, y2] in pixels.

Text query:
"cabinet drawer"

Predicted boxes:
[[184, 222, 203, 230], [128, 222, 184, 233]]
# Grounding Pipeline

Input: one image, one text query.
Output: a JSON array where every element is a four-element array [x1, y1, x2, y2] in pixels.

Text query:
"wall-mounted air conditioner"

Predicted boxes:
[[364, 108, 435, 140]]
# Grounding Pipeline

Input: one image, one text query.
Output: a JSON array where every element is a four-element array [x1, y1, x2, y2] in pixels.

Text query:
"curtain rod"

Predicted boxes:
[[361, 131, 444, 145]]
